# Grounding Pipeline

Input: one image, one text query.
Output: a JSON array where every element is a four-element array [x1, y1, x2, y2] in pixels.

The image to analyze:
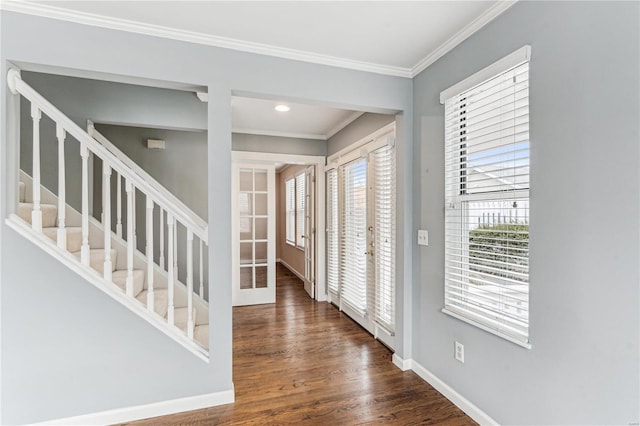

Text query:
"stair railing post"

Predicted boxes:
[[187, 229, 194, 339], [125, 179, 135, 297], [30, 104, 42, 232], [167, 213, 175, 326], [146, 195, 155, 313], [173, 220, 178, 284], [102, 162, 112, 282], [56, 124, 67, 250], [80, 144, 90, 266], [116, 173, 122, 237]]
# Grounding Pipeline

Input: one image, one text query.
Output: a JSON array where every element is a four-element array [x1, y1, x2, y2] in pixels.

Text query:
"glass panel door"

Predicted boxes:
[[232, 163, 275, 306]]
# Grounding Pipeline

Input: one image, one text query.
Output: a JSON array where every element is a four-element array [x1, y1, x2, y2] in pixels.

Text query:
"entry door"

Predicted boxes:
[[232, 163, 276, 306], [303, 166, 315, 298]]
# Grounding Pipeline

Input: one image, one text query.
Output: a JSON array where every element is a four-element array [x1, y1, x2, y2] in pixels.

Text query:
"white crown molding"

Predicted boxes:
[[325, 111, 365, 139], [0, 0, 412, 78], [411, 0, 518, 77], [232, 128, 327, 141]]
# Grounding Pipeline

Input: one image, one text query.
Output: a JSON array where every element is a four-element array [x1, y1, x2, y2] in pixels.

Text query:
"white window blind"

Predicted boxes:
[[295, 172, 306, 248], [285, 178, 295, 245], [340, 158, 368, 313], [372, 145, 396, 333], [327, 168, 339, 295], [443, 58, 531, 347]]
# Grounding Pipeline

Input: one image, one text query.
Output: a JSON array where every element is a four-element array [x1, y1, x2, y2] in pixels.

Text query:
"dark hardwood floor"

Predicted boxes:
[[123, 264, 475, 425]]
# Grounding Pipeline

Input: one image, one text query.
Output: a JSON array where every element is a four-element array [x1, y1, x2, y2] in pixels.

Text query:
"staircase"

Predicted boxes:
[[6, 69, 210, 358]]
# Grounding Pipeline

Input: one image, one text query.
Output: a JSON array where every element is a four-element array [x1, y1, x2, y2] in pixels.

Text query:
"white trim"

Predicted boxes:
[[392, 353, 411, 371], [325, 111, 366, 139], [326, 122, 396, 164], [410, 359, 499, 426], [5, 215, 209, 362], [439, 45, 531, 103], [0, 1, 411, 78], [412, 1, 518, 77], [196, 92, 209, 103], [232, 151, 326, 302], [442, 309, 532, 349], [0, 1, 516, 79], [33, 388, 235, 425], [278, 258, 305, 282]]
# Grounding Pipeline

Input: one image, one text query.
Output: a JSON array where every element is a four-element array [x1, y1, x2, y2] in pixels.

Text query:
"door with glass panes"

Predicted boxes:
[[232, 163, 276, 306], [326, 127, 396, 349]]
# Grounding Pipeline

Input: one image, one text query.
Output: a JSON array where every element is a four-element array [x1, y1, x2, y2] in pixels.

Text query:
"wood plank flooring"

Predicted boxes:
[[123, 264, 476, 425]]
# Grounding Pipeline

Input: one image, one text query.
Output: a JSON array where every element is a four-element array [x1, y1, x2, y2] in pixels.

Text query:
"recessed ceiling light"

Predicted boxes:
[[275, 104, 290, 112]]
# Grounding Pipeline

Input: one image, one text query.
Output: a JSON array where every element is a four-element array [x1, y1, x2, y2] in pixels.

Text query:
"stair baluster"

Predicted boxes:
[[116, 173, 122, 237], [159, 208, 165, 269], [103, 163, 113, 282], [125, 179, 135, 296], [199, 239, 204, 297], [56, 125, 67, 250], [30, 104, 43, 232], [167, 213, 175, 326], [80, 144, 90, 266], [146, 196, 155, 313], [187, 229, 194, 339]]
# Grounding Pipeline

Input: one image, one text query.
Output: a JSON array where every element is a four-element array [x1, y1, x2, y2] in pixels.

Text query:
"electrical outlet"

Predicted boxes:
[[417, 229, 429, 246], [455, 341, 465, 363]]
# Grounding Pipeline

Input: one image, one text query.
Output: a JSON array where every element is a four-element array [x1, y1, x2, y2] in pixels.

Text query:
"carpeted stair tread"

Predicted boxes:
[[136, 289, 169, 317], [19, 202, 57, 228], [42, 226, 82, 252], [19, 182, 25, 203], [195, 324, 209, 350], [112, 269, 145, 298], [72, 248, 118, 274]]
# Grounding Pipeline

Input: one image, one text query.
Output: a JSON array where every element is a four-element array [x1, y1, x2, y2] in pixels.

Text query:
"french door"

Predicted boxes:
[[327, 126, 396, 349], [303, 166, 315, 298], [232, 163, 276, 306]]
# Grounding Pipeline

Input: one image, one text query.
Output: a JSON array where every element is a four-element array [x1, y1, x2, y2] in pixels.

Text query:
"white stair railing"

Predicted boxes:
[[7, 68, 208, 347]]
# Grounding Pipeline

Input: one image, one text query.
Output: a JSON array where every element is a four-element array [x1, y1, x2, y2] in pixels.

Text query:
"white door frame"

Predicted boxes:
[[232, 151, 327, 302]]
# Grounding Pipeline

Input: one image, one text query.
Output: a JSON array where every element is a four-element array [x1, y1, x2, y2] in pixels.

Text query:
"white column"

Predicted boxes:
[[146, 196, 155, 312], [173, 220, 178, 284], [30, 104, 42, 232], [102, 162, 112, 282], [199, 239, 204, 297], [56, 125, 67, 250], [80, 144, 90, 266], [167, 213, 175, 325], [187, 229, 194, 339], [125, 179, 135, 296], [116, 174, 122, 237]]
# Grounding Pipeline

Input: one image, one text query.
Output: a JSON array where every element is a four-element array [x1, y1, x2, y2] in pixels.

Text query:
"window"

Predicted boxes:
[[441, 46, 531, 347], [295, 172, 306, 248], [285, 178, 295, 245]]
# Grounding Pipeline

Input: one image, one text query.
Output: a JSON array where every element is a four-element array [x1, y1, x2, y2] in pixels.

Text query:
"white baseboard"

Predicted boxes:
[[409, 360, 498, 425], [34, 387, 235, 425], [278, 258, 305, 282], [392, 353, 412, 371]]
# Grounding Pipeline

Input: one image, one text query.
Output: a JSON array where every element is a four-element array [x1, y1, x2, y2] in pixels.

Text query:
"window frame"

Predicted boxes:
[[440, 46, 532, 348], [285, 177, 296, 246]]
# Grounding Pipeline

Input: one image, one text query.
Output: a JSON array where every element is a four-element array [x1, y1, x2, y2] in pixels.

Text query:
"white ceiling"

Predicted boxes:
[[4, 1, 515, 139], [231, 96, 363, 140]]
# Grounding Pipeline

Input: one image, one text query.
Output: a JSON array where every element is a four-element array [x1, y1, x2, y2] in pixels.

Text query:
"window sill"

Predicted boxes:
[[441, 308, 532, 350]]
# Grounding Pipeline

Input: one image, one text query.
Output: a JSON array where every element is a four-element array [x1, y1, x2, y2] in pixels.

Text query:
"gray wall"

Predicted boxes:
[[0, 9, 412, 424], [412, 2, 639, 424], [233, 133, 327, 156], [327, 112, 395, 156], [93, 124, 209, 295]]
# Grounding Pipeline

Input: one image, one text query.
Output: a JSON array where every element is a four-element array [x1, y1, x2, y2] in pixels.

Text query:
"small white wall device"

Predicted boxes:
[[146, 139, 166, 150]]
